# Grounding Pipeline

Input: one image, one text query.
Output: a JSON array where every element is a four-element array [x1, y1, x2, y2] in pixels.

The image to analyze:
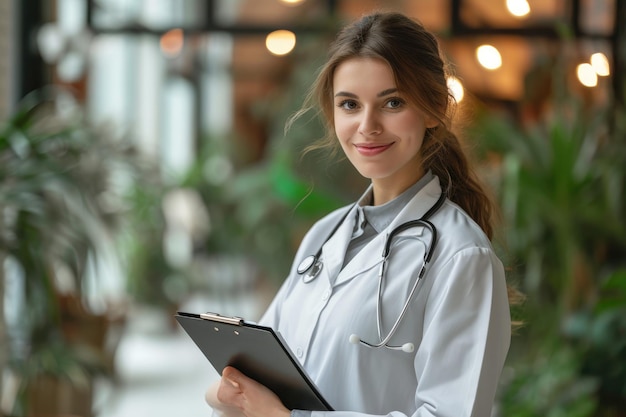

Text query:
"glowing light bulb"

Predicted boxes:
[[590, 52, 610, 76], [447, 76, 465, 102], [265, 30, 296, 56], [476, 45, 502, 70], [577, 63, 598, 87], [280, 0, 305, 5], [160, 28, 184, 57], [506, 0, 531, 17]]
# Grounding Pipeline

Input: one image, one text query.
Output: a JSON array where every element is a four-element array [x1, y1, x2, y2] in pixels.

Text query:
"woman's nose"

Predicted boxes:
[[358, 110, 382, 136]]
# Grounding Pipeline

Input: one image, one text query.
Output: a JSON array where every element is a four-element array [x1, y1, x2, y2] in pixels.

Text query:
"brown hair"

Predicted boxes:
[[289, 11, 495, 238], [290, 12, 526, 316]]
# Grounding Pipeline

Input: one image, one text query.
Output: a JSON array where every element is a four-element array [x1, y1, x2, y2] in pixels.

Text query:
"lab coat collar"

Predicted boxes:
[[328, 176, 444, 287], [388, 175, 443, 228]]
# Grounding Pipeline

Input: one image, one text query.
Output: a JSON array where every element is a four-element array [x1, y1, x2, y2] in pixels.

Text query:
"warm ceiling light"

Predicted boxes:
[[447, 76, 465, 103], [280, 0, 306, 5], [266, 30, 297, 56], [476, 45, 502, 70], [577, 63, 598, 87], [506, 0, 531, 17], [590, 52, 610, 76], [160, 28, 184, 57]]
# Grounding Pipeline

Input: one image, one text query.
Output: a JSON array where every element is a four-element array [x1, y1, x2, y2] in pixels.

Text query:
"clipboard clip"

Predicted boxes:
[[200, 312, 244, 325]]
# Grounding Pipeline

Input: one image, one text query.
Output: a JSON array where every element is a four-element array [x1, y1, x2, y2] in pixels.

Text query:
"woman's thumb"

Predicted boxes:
[[222, 366, 242, 388]]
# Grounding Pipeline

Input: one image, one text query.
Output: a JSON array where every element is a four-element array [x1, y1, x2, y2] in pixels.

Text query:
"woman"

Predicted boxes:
[[207, 11, 513, 417]]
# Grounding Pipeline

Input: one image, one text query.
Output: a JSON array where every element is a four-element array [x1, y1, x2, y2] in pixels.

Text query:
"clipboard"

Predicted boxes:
[[175, 311, 333, 411]]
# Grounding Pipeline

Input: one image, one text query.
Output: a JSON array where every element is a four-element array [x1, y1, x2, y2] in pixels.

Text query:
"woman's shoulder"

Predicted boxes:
[[434, 199, 494, 251]]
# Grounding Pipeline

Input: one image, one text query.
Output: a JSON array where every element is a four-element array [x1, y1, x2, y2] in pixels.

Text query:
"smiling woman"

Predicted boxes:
[[332, 57, 438, 205], [205, 11, 518, 417]]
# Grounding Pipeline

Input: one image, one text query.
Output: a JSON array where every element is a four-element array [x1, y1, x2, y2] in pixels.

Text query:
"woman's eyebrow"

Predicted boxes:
[[334, 88, 399, 98], [377, 88, 398, 97], [334, 91, 357, 98]]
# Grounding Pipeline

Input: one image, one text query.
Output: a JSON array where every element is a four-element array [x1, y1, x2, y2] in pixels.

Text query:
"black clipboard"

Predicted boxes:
[[175, 311, 333, 411]]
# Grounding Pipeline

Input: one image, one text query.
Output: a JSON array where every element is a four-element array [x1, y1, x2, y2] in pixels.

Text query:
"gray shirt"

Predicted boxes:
[[342, 171, 434, 268]]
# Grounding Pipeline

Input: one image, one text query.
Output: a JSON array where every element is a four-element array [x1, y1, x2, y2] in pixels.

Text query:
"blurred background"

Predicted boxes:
[[0, 0, 625, 416]]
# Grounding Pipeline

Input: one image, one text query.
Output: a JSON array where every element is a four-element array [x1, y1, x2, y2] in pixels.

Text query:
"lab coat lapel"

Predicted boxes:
[[333, 176, 443, 287], [319, 210, 355, 287], [334, 233, 386, 286], [318, 184, 373, 287]]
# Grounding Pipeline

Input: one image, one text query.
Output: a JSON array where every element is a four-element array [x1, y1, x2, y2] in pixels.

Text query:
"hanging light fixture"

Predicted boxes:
[[265, 30, 297, 56], [590, 52, 610, 76], [447, 76, 465, 102], [476, 45, 502, 70], [160, 28, 184, 57], [577, 63, 598, 87], [506, 0, 531, 18]]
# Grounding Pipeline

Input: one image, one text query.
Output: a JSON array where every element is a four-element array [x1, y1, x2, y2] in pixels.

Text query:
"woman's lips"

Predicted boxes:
[[354, 143, 394, 156]]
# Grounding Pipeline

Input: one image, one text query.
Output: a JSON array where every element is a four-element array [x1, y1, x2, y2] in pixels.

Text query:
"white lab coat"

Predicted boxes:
[[259, 175, 511, 417]]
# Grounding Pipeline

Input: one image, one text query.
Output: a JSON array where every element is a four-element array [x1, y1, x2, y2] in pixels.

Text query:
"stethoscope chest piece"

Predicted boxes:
[[298, 255, 323, 283]]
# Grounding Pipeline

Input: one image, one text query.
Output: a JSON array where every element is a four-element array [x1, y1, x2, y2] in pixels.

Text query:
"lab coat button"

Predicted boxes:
[[322, 289, 330, 301], [296, 347, 303, 357]]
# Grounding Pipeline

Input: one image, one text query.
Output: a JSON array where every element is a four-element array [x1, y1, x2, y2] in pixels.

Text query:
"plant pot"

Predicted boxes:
[[57, 293, 127, 377], [25, 375, 92, 417]]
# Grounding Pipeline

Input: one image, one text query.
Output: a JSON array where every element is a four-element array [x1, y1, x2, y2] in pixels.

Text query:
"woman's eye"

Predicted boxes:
[[337, 100, 358, 110], [385, 98, 404, 109]]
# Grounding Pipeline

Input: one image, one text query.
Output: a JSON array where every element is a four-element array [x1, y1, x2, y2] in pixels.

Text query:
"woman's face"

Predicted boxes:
[[333, 57, 437, 202]]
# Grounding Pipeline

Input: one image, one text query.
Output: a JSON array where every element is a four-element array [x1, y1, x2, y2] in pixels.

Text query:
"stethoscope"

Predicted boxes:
[[297, 191, 447, 353]]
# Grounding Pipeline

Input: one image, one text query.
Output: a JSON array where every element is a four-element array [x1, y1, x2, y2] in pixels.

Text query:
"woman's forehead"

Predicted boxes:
[[332, 57, 396, 92]]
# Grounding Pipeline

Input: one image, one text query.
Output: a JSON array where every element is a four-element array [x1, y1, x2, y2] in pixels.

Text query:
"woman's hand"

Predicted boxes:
[[207, 366, 291, 417], [206, 377, 245, 417]]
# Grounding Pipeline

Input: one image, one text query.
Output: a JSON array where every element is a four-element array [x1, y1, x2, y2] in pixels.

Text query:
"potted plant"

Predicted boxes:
[[0, 88, 163, 417], [471, 92, 626, 415]]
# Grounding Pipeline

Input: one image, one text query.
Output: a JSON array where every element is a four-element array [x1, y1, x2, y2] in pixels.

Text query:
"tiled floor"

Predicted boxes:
[[96, 293, 268, 417]]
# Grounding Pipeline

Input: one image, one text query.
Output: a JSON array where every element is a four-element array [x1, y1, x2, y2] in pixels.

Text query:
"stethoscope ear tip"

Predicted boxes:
[[349, 334, 360, 345], [402, 343, 415, 353]]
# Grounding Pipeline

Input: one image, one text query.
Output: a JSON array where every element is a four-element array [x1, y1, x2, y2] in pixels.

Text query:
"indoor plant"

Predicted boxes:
[[472, 94, 626, 416], [0, 88, 162, 417]]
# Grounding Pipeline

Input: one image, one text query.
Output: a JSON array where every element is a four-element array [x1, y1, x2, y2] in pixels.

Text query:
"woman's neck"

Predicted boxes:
[[371, 171, 425, 206]]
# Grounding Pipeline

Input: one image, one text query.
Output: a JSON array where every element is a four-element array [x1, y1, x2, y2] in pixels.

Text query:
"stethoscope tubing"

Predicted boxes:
[[376, 248, 428, 346], [298, 191, 447, 352]]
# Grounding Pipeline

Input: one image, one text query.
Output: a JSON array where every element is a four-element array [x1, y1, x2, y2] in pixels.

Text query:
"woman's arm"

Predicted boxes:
[[411, 247, 511, 416]]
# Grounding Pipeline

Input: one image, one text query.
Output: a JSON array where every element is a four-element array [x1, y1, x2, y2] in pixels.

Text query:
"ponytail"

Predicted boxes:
[[294, 10, 524, 319], [421, 126, 495, 239]]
